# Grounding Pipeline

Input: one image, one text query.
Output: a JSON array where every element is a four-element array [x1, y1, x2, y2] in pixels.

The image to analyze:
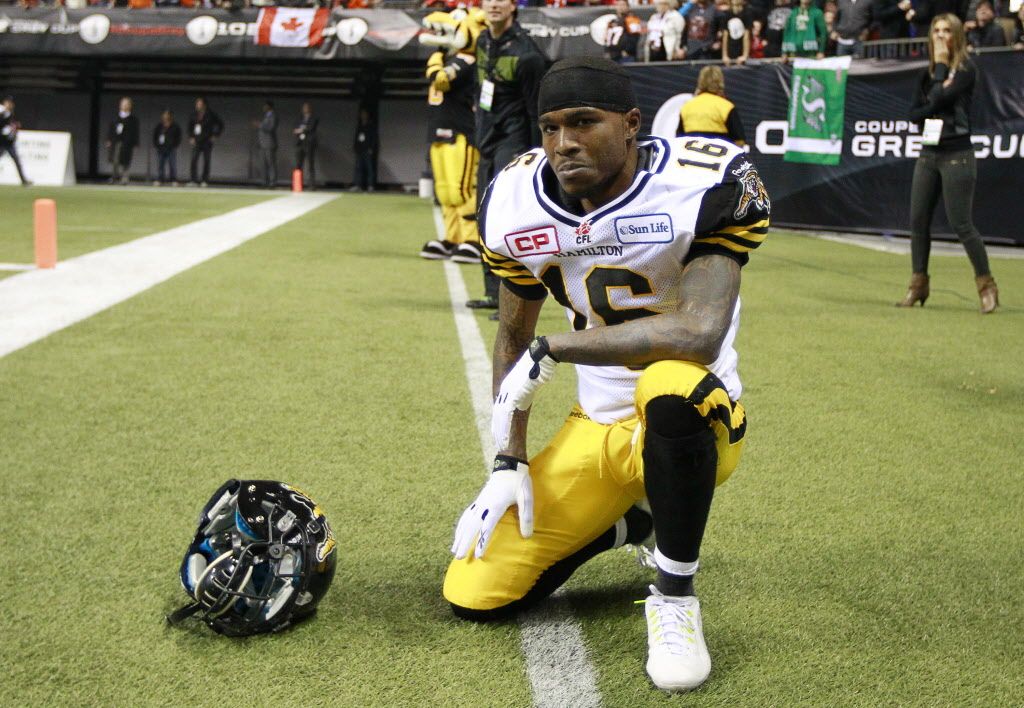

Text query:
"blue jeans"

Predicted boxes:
[[836, 39, 861, 57], [157, 150, 177, 182]]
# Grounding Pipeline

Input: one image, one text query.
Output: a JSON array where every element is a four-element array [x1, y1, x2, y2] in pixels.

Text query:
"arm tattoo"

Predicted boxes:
[[547, 254, 741, 367], [492, 287, 543, 396], [492, 285, 545, 459]]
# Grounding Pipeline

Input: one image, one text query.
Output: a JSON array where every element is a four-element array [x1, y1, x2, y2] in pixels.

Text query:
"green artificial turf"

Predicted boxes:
[[0, 186, 267, 280], [0, 192, 1021, 706]]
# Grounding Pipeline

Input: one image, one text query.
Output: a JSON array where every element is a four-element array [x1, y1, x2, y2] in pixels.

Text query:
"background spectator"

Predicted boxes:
[[823, 4, 840, 52], [188, 97, 223, 187], [683, 0, 723, 58], [152, 109, 181, 186], [677, 65, 746, 146], [833, 0, 874, 56], [966, 0, 1007, 45], [351, 107, 378, 192], [902, 12, 998, 313], [764, 0, 793, 56], [910, 0, 969, 41], [747, 0, 772, 21], [965, 0, 1008, 20], [258, 99, 278, 188], [750, 18, 768, 56], [106, 96, 139, 185], [0, 95, 30, 186], [782, 0, 828, 57], [722, 0, 753, 64], [294, 102, 319, 190], [604, 0, 643, 63], [647, 0, 687, 61], [873, 0, 913, 45]]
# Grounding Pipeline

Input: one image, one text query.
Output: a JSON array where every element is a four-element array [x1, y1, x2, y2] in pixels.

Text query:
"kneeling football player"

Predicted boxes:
[[445, 56, 769, 692]]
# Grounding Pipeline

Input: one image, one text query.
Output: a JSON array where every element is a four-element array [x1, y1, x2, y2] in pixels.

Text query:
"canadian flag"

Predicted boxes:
[[255, 8, 330, 48]]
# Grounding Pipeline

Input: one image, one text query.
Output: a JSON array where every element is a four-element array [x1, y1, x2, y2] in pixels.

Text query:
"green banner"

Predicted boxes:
[[784, 56, 852, 165]]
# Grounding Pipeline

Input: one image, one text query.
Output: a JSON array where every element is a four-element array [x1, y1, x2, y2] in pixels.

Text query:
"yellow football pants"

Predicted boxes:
[[430, 134, 479, 246], [443, 360, 746, 611]]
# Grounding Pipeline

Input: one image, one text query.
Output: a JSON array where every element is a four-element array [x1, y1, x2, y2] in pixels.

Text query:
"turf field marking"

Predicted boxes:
[[805, 231, 1024, 259], [439, 215, 602, 708], [0, 262, 34, 271], [0, 193, 335, 359]]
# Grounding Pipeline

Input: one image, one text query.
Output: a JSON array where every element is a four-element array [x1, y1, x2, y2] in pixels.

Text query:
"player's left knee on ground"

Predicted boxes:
[[444, 506, 652, 622]]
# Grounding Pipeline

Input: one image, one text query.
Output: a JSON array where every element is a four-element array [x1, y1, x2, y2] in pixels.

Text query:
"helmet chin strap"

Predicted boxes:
[[166, 602, 201, 626]]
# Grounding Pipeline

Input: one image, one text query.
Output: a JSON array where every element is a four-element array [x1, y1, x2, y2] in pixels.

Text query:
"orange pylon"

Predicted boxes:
[[34, 198, 57, 269]]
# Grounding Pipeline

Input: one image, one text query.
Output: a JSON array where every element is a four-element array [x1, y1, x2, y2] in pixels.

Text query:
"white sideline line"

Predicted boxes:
[[439, 209, 602, 708], [0, 193, 336, 359], [803, 231, 1024, 259], [0, 263, 34, 271]]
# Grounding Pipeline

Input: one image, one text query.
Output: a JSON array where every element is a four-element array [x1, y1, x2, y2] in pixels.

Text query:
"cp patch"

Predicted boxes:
[[505, 226, 560, 258]]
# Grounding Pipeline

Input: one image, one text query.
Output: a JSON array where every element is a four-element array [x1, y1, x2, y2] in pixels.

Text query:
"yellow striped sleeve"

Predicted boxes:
[[693, 218, 769, 255], [482, 243, 543, 287]]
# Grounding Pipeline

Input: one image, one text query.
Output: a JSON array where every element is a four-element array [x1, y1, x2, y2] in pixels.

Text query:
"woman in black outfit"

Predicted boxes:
[[899, 13, 998, 314]]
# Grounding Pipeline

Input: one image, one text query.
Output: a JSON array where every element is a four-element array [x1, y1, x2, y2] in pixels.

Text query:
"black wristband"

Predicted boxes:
[[493, 454, 528, 473], [529, 335, 559, 363]]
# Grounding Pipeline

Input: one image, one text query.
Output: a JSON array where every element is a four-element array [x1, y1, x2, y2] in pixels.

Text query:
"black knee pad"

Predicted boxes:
[[645, 395, 708, 438]]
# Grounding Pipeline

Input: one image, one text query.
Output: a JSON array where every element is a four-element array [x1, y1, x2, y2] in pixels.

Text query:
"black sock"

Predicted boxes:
[[642, 395, 718, 565], [656, 569, 696, 597]]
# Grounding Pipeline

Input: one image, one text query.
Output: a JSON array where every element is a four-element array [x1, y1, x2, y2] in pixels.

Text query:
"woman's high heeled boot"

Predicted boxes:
[[896, 273, 930, 307], [975, 275, 999, 314]]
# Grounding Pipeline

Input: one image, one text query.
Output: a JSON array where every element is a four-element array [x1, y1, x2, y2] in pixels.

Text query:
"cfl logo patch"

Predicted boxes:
[[505, 226, 560, 258]]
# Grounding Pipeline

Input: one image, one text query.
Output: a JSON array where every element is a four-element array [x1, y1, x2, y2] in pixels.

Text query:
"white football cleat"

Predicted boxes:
[[643, 584, 711, 692]]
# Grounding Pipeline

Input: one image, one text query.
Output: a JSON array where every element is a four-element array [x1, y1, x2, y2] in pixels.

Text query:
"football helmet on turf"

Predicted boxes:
[[168, 479, 337, 637]]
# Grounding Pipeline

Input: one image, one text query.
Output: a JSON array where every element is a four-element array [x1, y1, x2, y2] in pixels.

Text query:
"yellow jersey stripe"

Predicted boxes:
[[718, 219, 769, 236], [490, 268, 542, 286], [696, 229, 765, 250], [693, 235, 759, 253]]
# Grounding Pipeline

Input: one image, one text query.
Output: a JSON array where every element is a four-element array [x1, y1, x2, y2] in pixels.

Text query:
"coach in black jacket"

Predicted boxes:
[[188, 97, 224, 187], [107, 97, 140, 185], [468, 0, 546, 312]]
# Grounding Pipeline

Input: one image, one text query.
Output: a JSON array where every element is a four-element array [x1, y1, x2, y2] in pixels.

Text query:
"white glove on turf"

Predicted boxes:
[[491, 336, 559, 451], [451, 455, 533, 560]]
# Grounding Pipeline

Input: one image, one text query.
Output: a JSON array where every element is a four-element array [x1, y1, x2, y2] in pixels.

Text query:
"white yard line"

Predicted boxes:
[[438, 208, 602, 708], [0, 263, 34, 271], [802, 231, 1024, 259], [0, 193, 335, 359]]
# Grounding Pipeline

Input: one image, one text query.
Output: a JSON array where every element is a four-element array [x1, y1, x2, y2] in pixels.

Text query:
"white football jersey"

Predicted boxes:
[[482, 135, 770, 424]]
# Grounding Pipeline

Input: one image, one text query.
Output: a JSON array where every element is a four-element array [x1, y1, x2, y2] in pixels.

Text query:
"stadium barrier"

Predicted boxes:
[[862, 37, 930, 60]]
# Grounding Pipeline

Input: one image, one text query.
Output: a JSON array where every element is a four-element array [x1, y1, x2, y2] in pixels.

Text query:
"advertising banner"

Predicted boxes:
[[0, 7, 650, 60], [628, 54, 1024, 244], [0, 130, 76, 186]]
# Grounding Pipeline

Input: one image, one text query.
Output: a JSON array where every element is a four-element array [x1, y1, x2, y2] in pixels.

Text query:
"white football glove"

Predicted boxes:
[[451, 456, 533, 560], [491, 336, 559, 451]]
